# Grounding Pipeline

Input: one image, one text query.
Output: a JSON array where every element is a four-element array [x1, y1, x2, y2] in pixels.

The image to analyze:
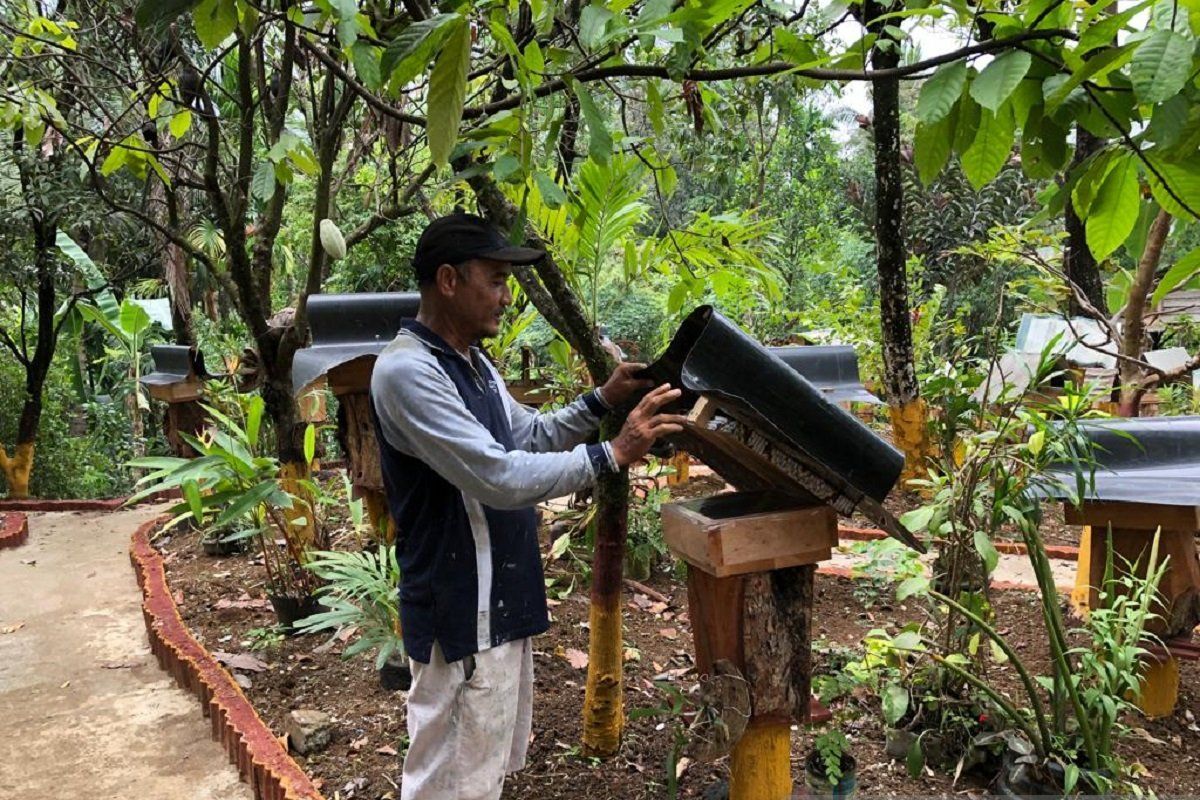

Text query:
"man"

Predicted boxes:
[[370, 213, 686, 800]]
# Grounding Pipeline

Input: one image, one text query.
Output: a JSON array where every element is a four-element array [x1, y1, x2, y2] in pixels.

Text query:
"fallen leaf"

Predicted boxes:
[[675, 756, 692, 778], [212, 651, 269, 672], [60, 681, 70, 688], [173, 590, 184, 604], [233, 673, 253, 690], [563, 648, 589, 669], [214, 594, 272, 611], [1, 622, 25, 634], [350, 736, 368, 752], [376, 744, 399, 756], [101, 660, 141, 669], [648, 602, 669, 615], [19, 559, 35, 566], [658, 627, 678, 641]]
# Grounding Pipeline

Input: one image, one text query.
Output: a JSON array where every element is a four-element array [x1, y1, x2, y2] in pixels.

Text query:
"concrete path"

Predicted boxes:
[[0, 507, 253, 800]]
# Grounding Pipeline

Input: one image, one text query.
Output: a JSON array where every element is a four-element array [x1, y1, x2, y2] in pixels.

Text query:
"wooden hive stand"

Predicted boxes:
[[1066, 500, 1200, 717], [662, 490, 837, 800]]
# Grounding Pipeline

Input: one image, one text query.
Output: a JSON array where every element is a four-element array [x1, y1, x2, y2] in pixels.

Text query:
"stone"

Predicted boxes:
[[285, 709, 334, 755]]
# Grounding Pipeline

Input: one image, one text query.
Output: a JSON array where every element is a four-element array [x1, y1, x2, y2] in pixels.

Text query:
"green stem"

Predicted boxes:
[[931, 591, 1051, 757], [929, 654, 1042, 750]]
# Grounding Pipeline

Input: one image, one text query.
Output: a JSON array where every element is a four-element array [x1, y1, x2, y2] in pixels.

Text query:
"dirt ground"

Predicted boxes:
[[154, 480, 1199, 800]]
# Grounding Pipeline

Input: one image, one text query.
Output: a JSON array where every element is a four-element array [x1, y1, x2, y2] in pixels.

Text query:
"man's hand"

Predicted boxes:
[[598, 362, 654, 408], [610, 384, 689, 468]]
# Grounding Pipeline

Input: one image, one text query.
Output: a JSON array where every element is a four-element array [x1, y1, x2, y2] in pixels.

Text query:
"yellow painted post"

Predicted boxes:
[[666, 451, 690, 486], [729, 720, 793, 800], [280, 460, 317, 548], [891, 398, 932, 485], [1070, 525, 1094, 618], [1138, 656, 1180, 719], [0, 443, 35, 499], [361, 487, 395, 544]]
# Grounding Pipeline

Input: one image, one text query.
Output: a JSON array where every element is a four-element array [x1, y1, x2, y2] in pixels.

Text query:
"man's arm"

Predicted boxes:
[[373, 355, 614, 510]]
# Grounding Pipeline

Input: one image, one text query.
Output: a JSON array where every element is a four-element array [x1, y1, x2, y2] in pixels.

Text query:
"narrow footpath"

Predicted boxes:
[[0, 506, 254, 800]]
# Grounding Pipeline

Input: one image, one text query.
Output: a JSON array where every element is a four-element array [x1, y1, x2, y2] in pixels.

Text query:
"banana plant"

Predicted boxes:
[[78, 297, 154, 458]]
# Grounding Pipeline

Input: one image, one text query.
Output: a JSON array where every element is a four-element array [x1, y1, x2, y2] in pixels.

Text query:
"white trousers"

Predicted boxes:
[[400, 638, 533, 800]]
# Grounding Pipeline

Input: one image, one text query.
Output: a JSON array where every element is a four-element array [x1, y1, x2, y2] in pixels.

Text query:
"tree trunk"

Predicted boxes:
[[1064, 129, 1107, 316], [868, 13, 930, 482], [1118, 210, 1173, 416]]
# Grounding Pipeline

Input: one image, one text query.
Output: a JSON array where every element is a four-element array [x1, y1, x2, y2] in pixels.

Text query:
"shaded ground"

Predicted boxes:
[[0, 506, 254, 800], [156, 484, 1199, 800]]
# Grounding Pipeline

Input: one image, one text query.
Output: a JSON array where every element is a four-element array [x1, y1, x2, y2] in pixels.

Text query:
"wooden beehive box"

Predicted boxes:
[[662, 491, 836, 577]]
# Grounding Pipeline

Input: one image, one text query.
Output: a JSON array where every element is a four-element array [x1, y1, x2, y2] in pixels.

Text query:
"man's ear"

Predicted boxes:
[[434, 263, 459, 296]]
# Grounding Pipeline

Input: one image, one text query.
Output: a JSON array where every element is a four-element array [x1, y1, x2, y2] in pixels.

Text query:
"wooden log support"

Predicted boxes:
[[666, 490, 825, 796], [1065, 502, 1200, 639], [163, 399, 208, 458], [1066, 501, 1200, 718], [666, 450, 691, 485]]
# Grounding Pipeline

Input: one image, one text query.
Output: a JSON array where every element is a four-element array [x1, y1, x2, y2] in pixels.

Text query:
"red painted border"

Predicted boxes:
[[130, 518, 325, 800], [0, 488, 182, 513], [837, 525, 1080, 562], [0, 512, 29, 549]]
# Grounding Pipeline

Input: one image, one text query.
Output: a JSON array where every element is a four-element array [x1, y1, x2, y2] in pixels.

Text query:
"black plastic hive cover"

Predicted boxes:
[[642, 306, 919, 550], [292, 292, 420, 395], [1042, 416, 1200, 506], [141, 345, 208, 387], [770, 345, 882, 405]]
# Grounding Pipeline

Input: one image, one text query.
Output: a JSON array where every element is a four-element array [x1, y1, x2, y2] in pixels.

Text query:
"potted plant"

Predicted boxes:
[[294, 542, 410, 691], [127, 395, 323, 630], [805, 729, 857, 798]]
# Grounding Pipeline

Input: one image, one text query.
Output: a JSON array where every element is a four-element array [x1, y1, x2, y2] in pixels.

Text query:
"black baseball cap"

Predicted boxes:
[[413, 213, 544, 284]]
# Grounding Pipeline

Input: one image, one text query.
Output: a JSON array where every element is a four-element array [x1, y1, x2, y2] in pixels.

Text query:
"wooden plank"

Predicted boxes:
[[328, 357, 376, 396], [663, 496, 835, 577], [1065, 501, 1200, 531], [147, 380, 203, 403]]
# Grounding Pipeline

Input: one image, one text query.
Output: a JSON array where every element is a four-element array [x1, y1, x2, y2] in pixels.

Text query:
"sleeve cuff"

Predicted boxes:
[[582, 389, 609, 417], [586, 442, 620, 475]]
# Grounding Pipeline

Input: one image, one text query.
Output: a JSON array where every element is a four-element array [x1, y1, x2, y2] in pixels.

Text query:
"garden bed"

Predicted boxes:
[[151, 499, 1198, 799]]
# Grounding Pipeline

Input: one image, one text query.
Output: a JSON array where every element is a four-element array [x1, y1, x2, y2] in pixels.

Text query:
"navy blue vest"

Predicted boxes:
[[371, 320, 548, 664]]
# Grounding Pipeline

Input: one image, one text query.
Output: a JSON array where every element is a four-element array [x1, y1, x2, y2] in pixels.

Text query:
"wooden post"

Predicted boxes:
[[664, 493, 829, 797], [148, 380, 206, 458], [328, 359, 391, 543]]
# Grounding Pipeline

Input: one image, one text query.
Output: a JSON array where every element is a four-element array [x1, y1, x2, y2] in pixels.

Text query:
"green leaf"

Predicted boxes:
[[381, 14, 460, 84], [1028, 429, 1046, 456], [917, 61, 967, 124], [1086, 155, 1141, 260], [119, 300, 152, 338], [245, 395, 264, 449], [1044, 44, 1134, 112], [169, 108, 193, 139], [882, 684, 909, 726], [574, 84, 612, 164], [906, 737, 925, 779], [1149, 94, 1189, 148], [100, 146, 127, 177], [914, 113, 953, 185], [896, 576, 929, 601], [1071, 150, 1117, 217], [251, 160, 277, 201], [1144, 152, 1200, 218], [183, 479, 204, 521], [973, 529, 1000, 575], [899, 505, 934, 532], [351, 41, 382, 90], [135, 0, 200, 31], [549, 532, 571, 560], [493, 153, 522, 183], [961, 103, 1014, 189], [303, 423, 317, 464], [213, 480, 278, 529], [1151, 246, 1200, 307], [426, 18, 470, 168], [1078, 0, 1152, 54], [579, 4, 614, 49], [970, 50, 1031, 112], [193, 0, 237, 50], [1131, 30, 1195, 104], [533, 171, 567, 208]]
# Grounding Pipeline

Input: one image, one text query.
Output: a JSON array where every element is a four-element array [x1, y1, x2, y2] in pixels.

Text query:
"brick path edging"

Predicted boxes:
[[130, 518, 325, 800], [0, 512, 29, 549], [0, 488, 183, 513]]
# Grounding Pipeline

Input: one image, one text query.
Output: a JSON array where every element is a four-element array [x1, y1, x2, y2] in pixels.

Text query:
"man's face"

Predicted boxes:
[[442, 258, 514, 340]]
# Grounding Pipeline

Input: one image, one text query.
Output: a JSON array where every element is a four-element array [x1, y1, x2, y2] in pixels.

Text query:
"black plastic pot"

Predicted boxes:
[[268, 594, 321, 633], [201, 535, 245, 557], [805, 751, 857, 799], [379, 654, 412, 692]]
